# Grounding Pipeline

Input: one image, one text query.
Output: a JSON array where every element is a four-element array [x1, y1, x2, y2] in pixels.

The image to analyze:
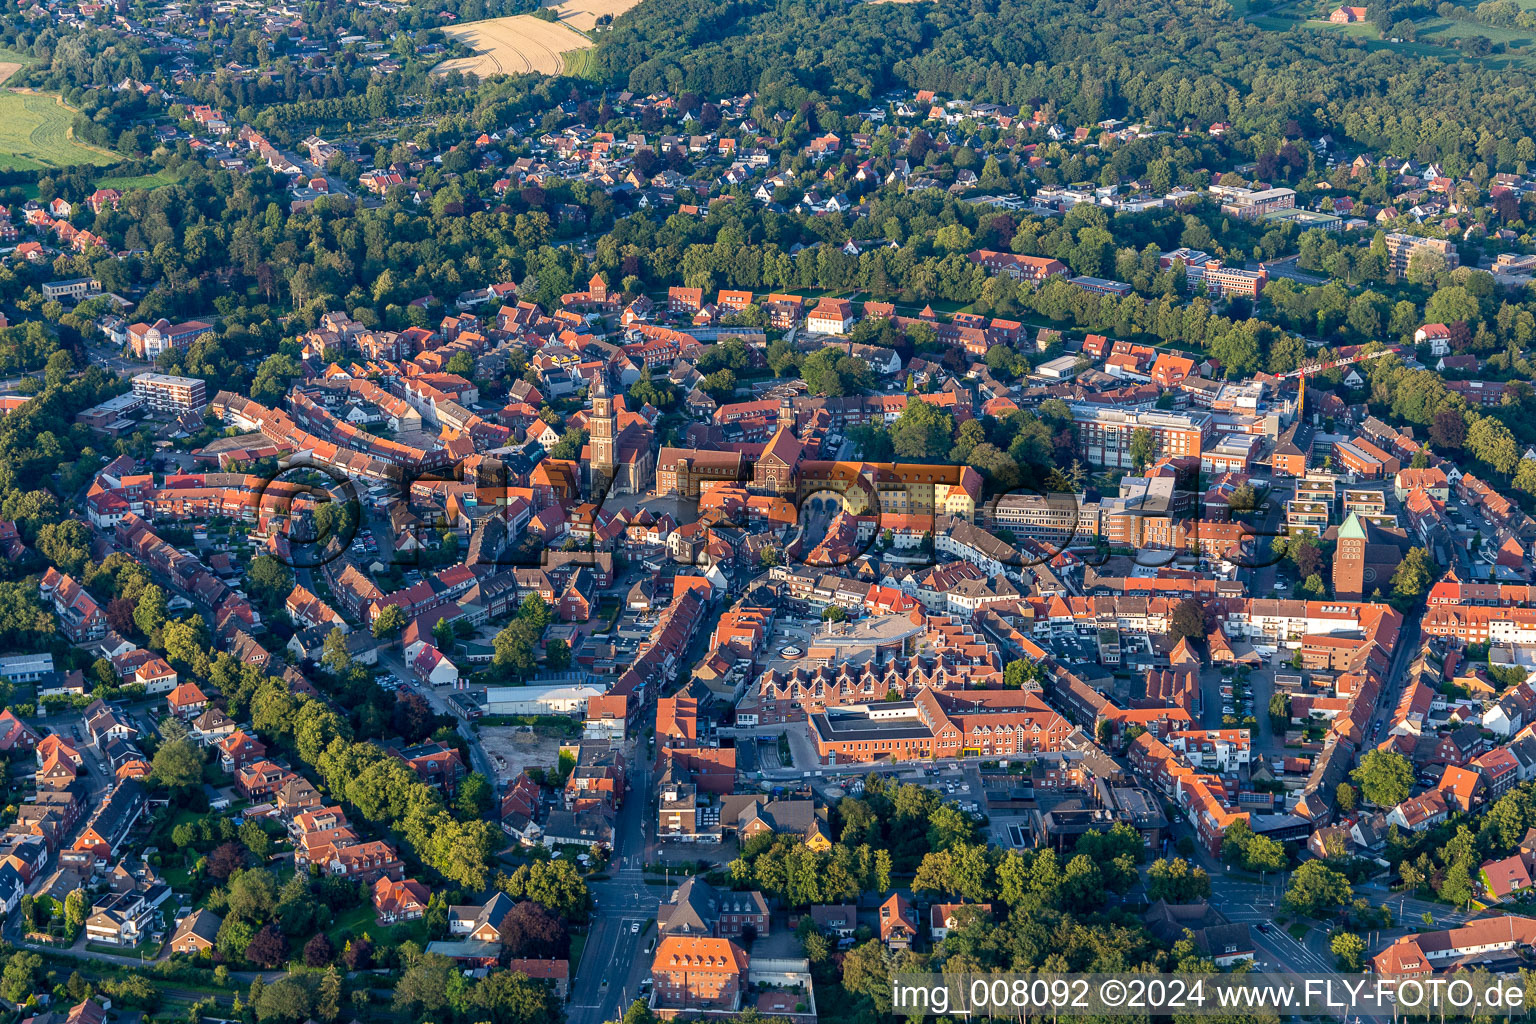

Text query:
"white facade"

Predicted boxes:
[[482, 682, 607, 716]]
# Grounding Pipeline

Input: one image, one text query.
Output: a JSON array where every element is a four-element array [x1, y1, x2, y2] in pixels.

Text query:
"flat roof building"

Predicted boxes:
[[132, 373, 209, 414]]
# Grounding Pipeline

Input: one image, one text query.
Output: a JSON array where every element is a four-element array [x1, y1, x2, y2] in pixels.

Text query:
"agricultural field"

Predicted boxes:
[[0, 58, 119, 172], [544, 0, 641, 31], [0, 91, 119, 172], [434, 15, 594, 78]]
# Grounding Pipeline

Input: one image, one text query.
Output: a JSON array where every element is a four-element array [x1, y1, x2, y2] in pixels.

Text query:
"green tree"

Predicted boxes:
[[1244, 834, 1287, 874], [621, 999, 657, 1024], [1285, 861, 1353, 919], [498, 860, 592, 921], [1, 951, 41, 1002], [700, 368, 737, 401], [1168, 598, 1206, 644], [456, 771, 493, 819], [64, 888, 87, 936], [1331, 930, 1366, 970], [494, 620, 540, 677], [1391, 547, 1435, 601], [1467, 415, 1520, 474], [1440, 860, 1475, 906], [251, 976, 312, 1022], [1352, 749, 1413, 807], [1003, 658, 1041, 688], [1129, 427, 1156, 471], [519, 594, 552, 631], [239, 820, 272, 860], [321, 627, 351, 674], [247, 555, 293, 604], [1268, 691, 1291, 727], [799, 347, 872, 397], [888, 400, 954, 459], [151, 738, 205, 789], [1146, 858, 1212, 902], [35, 520, 91, 575], [372, 604, 407, 639], [134, 583, 168, 638]]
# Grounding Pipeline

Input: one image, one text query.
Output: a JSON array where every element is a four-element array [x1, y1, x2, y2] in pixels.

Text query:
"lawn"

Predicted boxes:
[[1287, 921, 1310, 940], [86, 940, 161, 959], [0, 91, 119, 171], [326, 901, 427, 949], [95, 167, 187, 191]]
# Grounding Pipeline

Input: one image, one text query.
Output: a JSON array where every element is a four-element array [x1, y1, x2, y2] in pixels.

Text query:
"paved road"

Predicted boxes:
[[568, 728, 657, 1024], [280, 147, 356, 199]]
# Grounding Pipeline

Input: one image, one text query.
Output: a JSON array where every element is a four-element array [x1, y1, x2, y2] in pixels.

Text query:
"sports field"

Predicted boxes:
[[435, 15, 595, 77]]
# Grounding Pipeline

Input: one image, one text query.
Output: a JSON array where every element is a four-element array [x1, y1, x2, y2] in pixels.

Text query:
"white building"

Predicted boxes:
[[482, 682, 607, 716], [0, 652, 54, 684]]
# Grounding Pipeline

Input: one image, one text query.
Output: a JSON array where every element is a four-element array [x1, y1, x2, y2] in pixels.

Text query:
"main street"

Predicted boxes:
[[1207, 870, 1483, 975], [567, 725, 658, 1024]]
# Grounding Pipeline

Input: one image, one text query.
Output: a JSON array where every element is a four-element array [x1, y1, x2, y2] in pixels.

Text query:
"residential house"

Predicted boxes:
[[879, 892, 917, 950], [373, 877, 431, 923], [169, 908, 222, 954]]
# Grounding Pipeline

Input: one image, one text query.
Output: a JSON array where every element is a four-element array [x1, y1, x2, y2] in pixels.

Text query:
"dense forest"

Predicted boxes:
[[593, 0, 1536, 170]]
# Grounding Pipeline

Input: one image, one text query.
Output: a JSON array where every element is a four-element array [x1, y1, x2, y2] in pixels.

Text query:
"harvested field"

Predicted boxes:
[[545, 0, 641, 31], [435, 15, 593, 78]]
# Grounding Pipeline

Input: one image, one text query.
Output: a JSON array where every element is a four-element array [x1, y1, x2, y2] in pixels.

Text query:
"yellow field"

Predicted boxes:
[[435, 15, 594, 77], [544, 0, 641, 31]]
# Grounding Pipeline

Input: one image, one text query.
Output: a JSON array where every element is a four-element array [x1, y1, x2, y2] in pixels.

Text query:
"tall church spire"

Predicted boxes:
[[589, 369, 616, 496]]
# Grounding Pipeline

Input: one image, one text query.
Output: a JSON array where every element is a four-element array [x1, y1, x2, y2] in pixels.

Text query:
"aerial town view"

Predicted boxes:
[[6, 0, 1536, 1021]]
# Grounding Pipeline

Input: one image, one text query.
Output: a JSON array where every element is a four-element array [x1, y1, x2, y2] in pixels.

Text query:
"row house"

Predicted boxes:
[[63, 780, 145, 871]]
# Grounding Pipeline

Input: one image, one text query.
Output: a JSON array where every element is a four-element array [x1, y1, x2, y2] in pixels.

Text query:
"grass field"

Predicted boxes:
[[1416, 14, 1536, 46], [435, 15, 595, 77], [1247, 0, 1536, 64], [559, 46, 600, 79], [0, 91, 119, 171], [96, 167, 186, 191]]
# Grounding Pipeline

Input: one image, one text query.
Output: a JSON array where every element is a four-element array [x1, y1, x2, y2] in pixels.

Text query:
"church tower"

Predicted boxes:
[[590, 371, 617, 496], [777, 396, 795, 430]]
